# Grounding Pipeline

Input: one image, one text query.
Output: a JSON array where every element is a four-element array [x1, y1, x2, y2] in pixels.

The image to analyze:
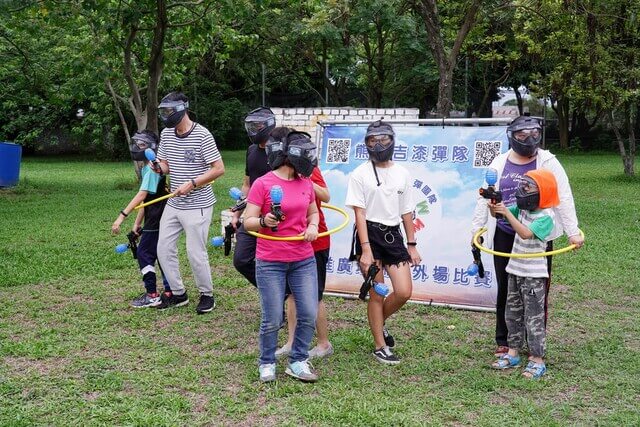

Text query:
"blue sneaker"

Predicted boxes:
[[285, 360, 318, 382]]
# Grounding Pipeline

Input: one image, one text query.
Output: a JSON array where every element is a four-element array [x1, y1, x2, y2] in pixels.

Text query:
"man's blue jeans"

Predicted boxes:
[[256, 256, 318, 365]]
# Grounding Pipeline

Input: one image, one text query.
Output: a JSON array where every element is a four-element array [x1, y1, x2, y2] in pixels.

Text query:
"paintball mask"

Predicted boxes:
[[265, 137, 287, 170], [515, 175, 541, 211], [244, 107, 276, 145], [507, 116, 543, 157], [158, 95, 189, 128], [285, 132, 317, 177], [516, 169, 559, 211], [129, 130, 159, 161], [365, 120, 395, 163]]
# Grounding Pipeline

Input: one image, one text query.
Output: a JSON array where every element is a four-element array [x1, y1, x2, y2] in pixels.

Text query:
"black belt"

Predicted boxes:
[[366, 220, 400, 231]]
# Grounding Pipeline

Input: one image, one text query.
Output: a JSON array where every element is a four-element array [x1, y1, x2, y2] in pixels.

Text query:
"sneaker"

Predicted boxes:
[[308, 343, 334, 359], [156, 291, 189, 309], [373, 346, 400, 365], [285, 360, 318, 382], [275, 343, 291, 359], [196, 294, 215, 314], [131, 292, 161, 308], [383, 326, 395, 348], [259, 363, 276, 383]]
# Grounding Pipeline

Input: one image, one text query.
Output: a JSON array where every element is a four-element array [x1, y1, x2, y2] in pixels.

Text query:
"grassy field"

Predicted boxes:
[[0, 153, 638, 426]]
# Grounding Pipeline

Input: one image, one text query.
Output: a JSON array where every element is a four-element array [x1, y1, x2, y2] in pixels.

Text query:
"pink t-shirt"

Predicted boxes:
[[247, 171, 316, 262]]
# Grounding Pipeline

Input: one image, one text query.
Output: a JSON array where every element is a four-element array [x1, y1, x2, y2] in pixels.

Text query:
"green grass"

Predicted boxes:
[[0, 153, 638, 426]]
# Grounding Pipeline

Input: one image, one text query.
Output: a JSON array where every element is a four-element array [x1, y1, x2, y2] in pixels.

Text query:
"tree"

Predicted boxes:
[[411, 0, 482, 117], [595, 1, 639, 175]]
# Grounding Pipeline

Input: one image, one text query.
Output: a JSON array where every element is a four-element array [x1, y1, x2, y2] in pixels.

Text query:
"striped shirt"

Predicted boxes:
[[505, 206, 555, 278], [158, 123, 222, 210]]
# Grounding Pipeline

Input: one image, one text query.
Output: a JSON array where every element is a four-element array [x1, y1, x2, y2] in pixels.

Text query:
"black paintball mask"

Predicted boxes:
[[515, 175, 540, 211], [285, 132, 317, 177], [265, 137, 287, 170], [129, 131, 159, 161], [365, 120, 395, 163], [244, 107, 276, 145], [507, 116, 543, 158], [158, 95, 189, 128]]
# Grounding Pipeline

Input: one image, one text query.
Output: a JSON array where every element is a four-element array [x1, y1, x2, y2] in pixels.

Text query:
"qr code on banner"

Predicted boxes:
[[473, 140, 502, 167], [326, 138, 351, 163]]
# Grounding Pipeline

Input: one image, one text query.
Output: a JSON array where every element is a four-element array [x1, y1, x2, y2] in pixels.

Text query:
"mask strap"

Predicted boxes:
[[371, 161, 381, 187]]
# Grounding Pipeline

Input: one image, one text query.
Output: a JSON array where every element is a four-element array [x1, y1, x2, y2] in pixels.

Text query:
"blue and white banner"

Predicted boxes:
[[319, 123, 508, 310]]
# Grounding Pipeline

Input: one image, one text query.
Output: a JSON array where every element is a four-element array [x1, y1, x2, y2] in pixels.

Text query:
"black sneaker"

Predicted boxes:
[[373, 346, 400, 365], [196, 294, 215, 314], [156, 291, 189, 309], [383, 326, 395, 348]]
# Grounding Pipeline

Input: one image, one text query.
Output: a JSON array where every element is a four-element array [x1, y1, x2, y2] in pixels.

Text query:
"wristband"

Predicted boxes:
[[360, 241, 370, 245], [190, 178, 197, 187], [120, 210, 128, 217], [259, 215, 267, 228], [407, 241, 417, 246], [308, 223, 318, 228]]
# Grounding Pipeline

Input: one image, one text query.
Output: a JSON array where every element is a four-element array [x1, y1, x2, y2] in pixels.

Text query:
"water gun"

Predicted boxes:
[[269, 185, 285, 232], [358, 264, 389, 300], [115, 230, 139, 259], [479, 168, 503, 218]]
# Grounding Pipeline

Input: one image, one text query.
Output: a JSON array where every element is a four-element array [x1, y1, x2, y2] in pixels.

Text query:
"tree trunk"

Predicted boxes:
[[609, 109, 635, 176], [412, 0, 481, 118], [146, 0, 167, 135], [436, 64, 453, 117], [553, 97, 570, 149], [106, 78, 141, 180], [513, 85, 523, 115]]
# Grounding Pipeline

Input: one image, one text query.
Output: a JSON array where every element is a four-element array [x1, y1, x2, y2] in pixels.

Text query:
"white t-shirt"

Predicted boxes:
[[345, 161, 415, 226]]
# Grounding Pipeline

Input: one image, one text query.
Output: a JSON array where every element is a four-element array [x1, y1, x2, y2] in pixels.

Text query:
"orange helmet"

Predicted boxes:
[[523, 169, 560, 209]]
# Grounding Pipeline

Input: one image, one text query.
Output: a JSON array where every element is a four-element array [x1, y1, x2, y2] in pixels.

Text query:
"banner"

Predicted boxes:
[[318, 123, 508, 311]]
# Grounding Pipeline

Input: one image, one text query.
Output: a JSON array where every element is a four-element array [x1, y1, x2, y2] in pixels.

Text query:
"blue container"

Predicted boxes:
[[0, 142, 22, 187]]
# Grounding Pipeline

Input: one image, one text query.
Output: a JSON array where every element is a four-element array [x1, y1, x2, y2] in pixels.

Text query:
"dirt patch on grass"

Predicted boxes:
[[3, 355, 69, 376]]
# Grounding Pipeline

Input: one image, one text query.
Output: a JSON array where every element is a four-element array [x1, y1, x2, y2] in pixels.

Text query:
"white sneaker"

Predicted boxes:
[[308, 343, 334, 359], [259, 363, 276, 382], [275, 343, 291, 359], [285, 360, 318, 382]]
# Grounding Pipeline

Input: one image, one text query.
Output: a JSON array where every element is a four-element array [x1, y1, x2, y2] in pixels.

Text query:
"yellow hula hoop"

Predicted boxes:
[[134, 192, 175, 210], [134, 180, 216, 210], [247, 203, 350, 241], [473, 227, 585, 258]]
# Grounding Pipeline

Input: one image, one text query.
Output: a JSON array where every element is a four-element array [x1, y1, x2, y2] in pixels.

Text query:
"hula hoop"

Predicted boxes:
[[134, 180, 216, 210], [247, 203, 350, 241], [473, 227, 584, 258]]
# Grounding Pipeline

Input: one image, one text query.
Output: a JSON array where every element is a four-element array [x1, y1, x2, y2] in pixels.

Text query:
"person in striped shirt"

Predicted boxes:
[[488, 169, 560, 379], [154, 91, 225, 314]]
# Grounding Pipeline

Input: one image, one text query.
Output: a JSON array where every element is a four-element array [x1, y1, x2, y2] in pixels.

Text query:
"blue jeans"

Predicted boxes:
[[256, 256, 318, 365]]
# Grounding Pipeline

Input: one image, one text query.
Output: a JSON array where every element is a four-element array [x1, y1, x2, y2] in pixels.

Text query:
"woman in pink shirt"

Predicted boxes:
[[244, 131, 320, 383]]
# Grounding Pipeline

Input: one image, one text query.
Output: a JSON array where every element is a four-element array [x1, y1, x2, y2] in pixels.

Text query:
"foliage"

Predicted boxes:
[[0, 0, 639, 170]]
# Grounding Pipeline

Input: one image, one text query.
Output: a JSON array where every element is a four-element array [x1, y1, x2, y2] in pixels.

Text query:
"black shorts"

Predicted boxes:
[[349, 221, 410, 267]]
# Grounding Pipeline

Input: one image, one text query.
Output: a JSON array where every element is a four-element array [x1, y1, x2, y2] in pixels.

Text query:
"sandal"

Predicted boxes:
[[522, 362, 546, 379], [491, 353, 521, 370], [494, 346, 509, 357]]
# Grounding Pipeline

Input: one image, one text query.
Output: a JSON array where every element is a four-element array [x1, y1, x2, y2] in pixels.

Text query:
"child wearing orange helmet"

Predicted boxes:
[[487, 169, 560, 379]]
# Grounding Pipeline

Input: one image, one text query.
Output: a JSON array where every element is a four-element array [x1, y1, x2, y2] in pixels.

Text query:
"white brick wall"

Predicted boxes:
[[276, 107, 420, 145]]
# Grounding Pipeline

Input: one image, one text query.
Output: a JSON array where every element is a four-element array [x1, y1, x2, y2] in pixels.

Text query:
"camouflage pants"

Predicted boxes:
[[505, 274, 547, 357]]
